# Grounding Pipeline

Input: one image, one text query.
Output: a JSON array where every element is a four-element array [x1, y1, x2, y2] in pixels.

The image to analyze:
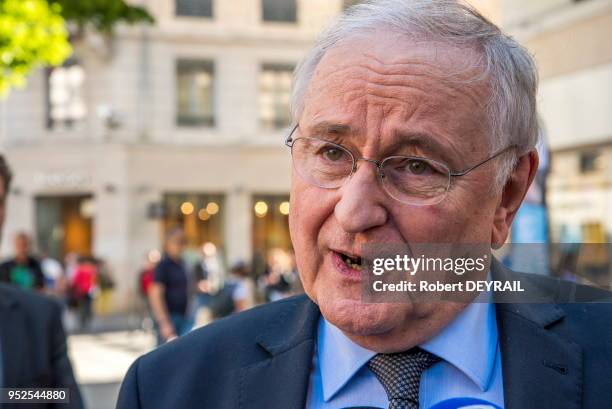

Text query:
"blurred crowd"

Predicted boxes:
[[0, 231, 115, 331], [136, 227, 302, 345], [0, 224, 301, 345]]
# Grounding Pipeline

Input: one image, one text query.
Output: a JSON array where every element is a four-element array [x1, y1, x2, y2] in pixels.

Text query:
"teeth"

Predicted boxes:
[[341, 253, 363, 270]]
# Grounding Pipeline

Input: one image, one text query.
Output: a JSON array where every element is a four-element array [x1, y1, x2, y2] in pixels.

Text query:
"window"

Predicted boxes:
[[343, 0, 362, 10], [176, 59, 215, 127], [581, 222, 605, 243], [262, 0, 297, 23], [36, 195, 93, 260], [163, 193, 225, 249], [579, 150, 602, 173], [176, 0, 213, 17], [259, 64, 293, 129], [46, 60, 86, 129], [252, 194, 292, 277]]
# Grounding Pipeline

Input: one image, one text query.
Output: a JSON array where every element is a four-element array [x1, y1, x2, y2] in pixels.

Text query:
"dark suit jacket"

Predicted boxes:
[[0, 284, 84, 409], [117, 260, 612, 409]]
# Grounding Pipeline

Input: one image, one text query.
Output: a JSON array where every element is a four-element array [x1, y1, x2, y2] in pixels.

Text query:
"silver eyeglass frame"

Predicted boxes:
[[284, 124, 517, 205]]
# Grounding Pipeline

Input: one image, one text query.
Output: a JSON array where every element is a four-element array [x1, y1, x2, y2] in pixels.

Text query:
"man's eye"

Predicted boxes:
[[404, 159, 432, 175], [322, 147, 346, 162]]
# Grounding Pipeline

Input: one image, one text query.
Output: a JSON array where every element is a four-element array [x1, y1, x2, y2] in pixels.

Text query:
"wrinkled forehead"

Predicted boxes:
[[301, 32, 491, 156], [310, 30, 489, 98]]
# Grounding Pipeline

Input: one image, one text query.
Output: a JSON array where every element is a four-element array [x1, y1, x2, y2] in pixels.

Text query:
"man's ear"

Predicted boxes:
[[491, 150, 539, 248]]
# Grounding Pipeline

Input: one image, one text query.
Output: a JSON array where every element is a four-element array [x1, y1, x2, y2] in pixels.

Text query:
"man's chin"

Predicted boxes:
[[319, 297, 410, 337]]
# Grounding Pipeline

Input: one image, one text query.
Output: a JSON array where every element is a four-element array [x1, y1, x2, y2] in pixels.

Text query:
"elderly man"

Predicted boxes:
[[117, 1, 612, 408]]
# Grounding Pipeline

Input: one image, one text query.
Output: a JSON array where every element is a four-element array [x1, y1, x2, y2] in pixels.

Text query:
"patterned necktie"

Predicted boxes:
[[368, 348, 440, 409]]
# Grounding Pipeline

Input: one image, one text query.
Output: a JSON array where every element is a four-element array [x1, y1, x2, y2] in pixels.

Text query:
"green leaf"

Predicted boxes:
[[50, 0, 155, 34], [0, 0, 72, 96]]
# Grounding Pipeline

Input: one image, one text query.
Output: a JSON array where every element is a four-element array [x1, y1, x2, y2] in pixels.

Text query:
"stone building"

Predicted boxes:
[[0, 0, 346, 311]]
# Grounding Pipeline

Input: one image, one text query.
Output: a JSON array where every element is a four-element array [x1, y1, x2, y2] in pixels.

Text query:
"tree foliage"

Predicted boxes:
[[0, 0, 154, 96], [0, 0, 72, 96], [51, 0, 154, 35]]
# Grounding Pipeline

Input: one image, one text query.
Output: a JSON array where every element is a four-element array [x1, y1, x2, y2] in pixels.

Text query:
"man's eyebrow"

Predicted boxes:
[[302, 124, 458, 161], [386, 131, 448, 153], [385, 131, 461, 166], [305, 125, 448, 151], [307, 121, 352, 135]]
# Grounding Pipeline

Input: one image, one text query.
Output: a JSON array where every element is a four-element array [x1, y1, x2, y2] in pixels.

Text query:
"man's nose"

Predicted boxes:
[[334, 162, 388, 234]]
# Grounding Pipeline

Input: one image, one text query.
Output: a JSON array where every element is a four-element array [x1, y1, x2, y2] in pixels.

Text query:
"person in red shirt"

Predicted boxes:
[[71, 256, 98, 331], [139, 261, 155, 298]]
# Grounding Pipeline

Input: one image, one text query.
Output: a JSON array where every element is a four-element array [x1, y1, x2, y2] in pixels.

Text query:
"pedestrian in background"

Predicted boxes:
[[138, 255, 156, 300], [227, 260, 256, 313], [263, 248, 293, 302], [193, 254, 213, 326], [148, 227, 192, 345], [137, 252, 157, 331], [0, 231, 45, 291], [40, 251, 65, 296], [71, 256, 98, 331]]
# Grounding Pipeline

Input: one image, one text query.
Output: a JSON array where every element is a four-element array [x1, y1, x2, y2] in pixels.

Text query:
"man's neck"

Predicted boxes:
[[166, 253, 181, 263]]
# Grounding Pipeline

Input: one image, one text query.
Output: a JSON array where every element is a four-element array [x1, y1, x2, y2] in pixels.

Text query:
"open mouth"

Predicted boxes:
[[338, 251, 364, 271]]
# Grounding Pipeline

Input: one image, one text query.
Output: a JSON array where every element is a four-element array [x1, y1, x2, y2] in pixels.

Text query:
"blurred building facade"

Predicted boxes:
[[2, 0, 611, 312], [0, 0, 350, 311], [500, 0, 612, 244]]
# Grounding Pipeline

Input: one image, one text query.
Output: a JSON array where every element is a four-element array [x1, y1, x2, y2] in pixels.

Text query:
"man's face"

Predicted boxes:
[[15, 234, 30, 258], [289, 33, 505, 351], [166, 232, 186, 259]]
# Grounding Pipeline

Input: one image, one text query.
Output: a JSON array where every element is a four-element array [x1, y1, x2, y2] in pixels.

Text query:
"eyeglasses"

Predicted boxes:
[[285, 124, 517, 206]]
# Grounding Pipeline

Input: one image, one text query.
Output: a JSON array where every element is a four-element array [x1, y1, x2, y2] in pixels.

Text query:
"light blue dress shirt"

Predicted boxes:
[[306, 299, 504, 408]]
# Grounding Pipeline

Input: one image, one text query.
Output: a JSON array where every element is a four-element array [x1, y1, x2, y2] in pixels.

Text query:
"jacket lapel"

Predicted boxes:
[[239, 263, 585, 409], [239, 296, 320, 409], [0, 287, 29, 387], [492, 261, 582, 409]]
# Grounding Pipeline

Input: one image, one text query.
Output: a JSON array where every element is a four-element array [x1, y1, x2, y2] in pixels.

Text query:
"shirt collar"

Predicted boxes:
[[317, 296, 498, 401], [317, 316, 377, 401], [420, 297, 498, 391]]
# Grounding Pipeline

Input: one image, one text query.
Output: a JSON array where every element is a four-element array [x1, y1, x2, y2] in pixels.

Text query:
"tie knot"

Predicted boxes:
[[368, 348, 440, 408]]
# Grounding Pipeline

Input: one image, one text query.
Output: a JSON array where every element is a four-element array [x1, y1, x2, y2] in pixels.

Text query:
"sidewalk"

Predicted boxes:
[[68, 330, 155, 409], [64, 310, 148, 335]]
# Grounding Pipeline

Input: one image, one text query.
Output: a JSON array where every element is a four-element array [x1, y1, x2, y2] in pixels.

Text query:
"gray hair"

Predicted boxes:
[[291, 0, 539, 187]]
